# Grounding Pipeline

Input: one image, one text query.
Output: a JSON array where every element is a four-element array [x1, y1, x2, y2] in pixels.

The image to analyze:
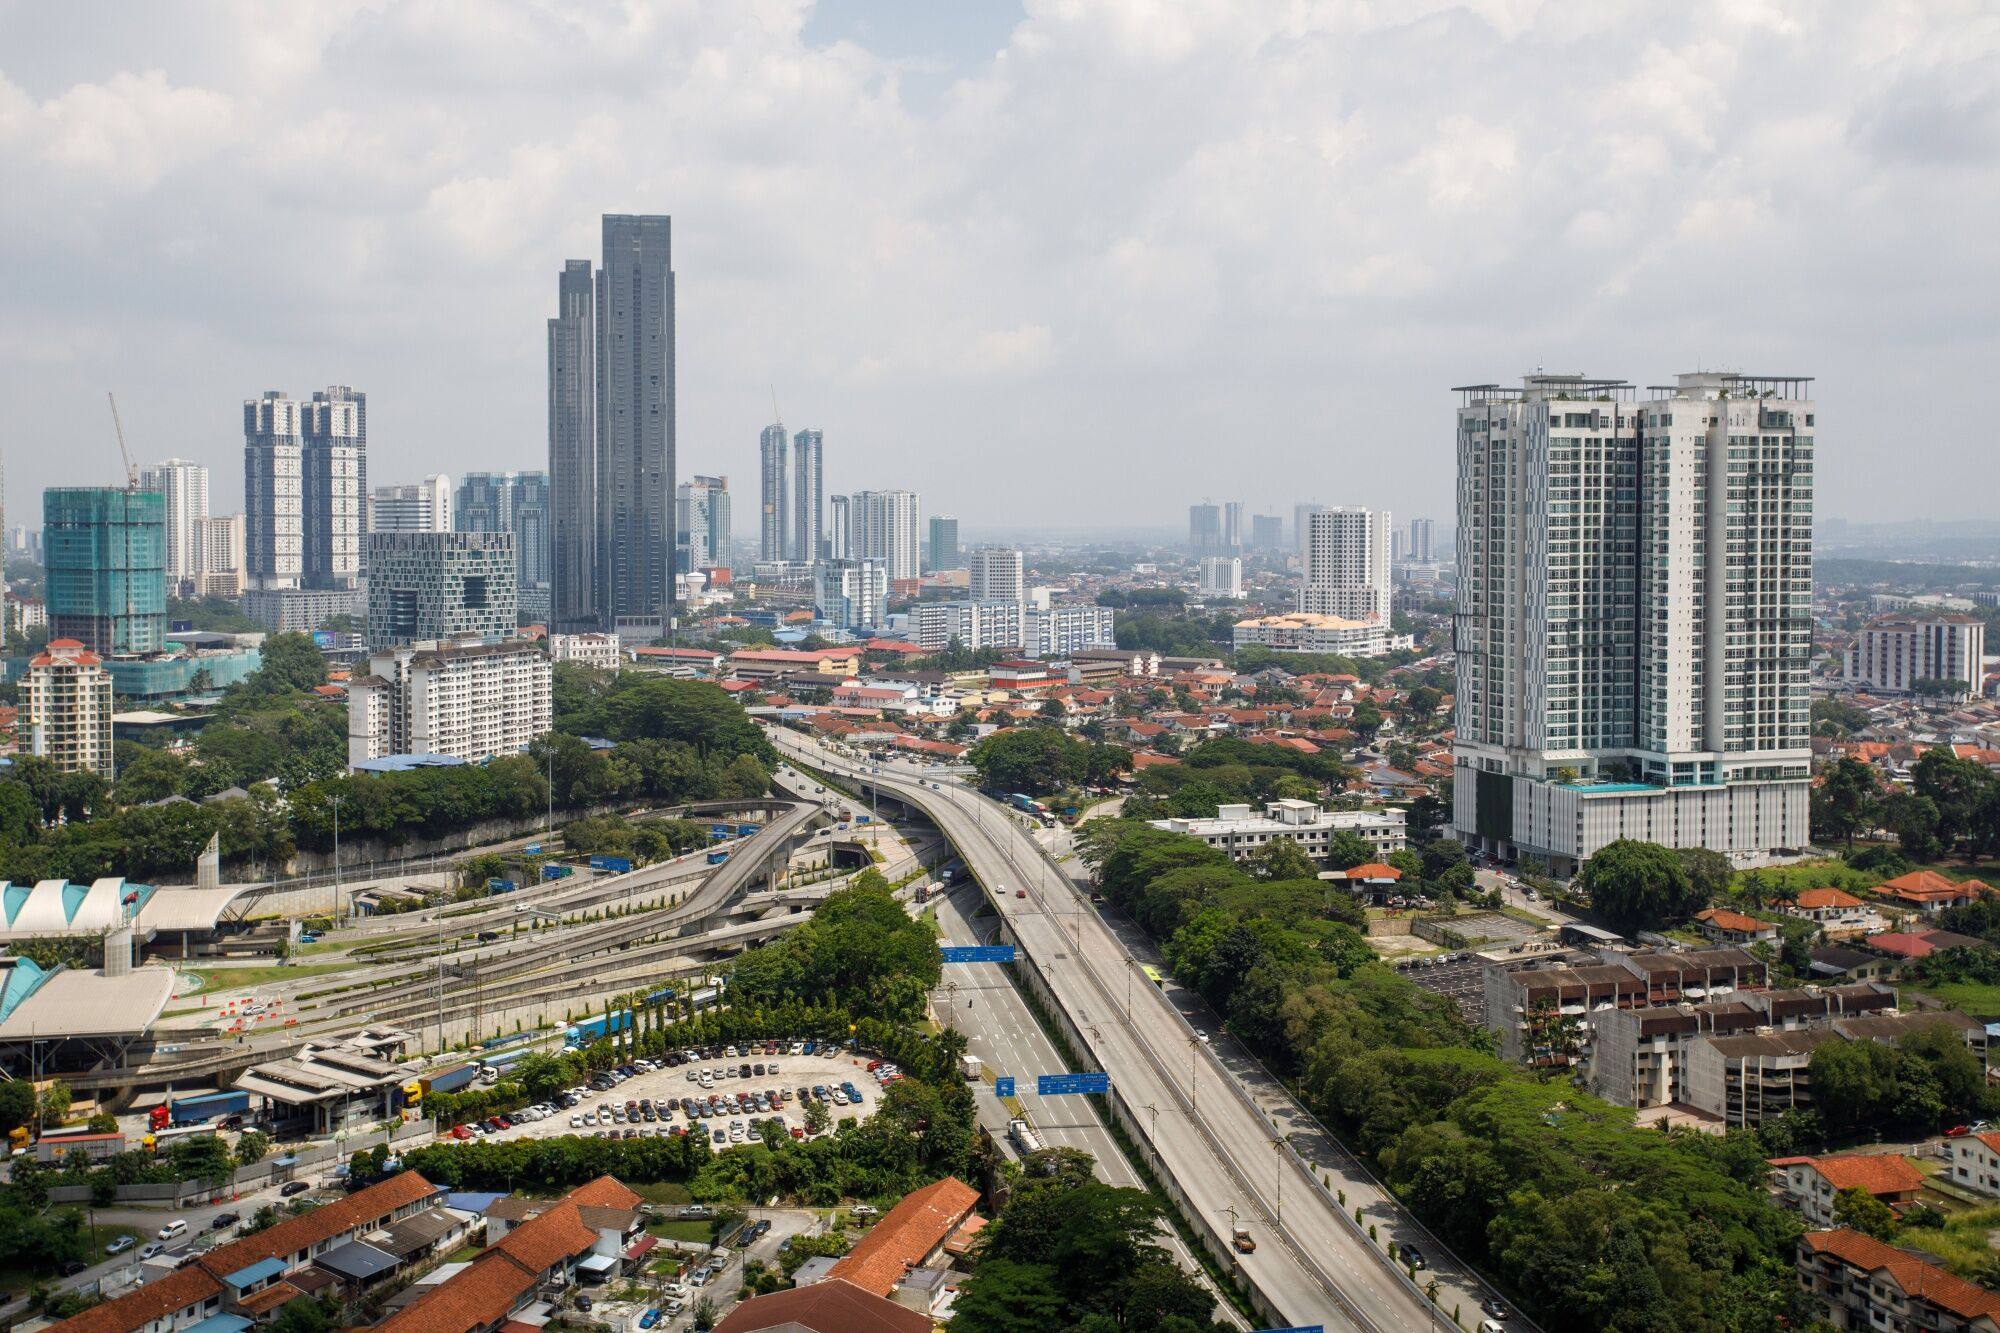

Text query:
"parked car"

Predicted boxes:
[[280, 1181, 312, 1196], [105, 1234, 137, 1256]]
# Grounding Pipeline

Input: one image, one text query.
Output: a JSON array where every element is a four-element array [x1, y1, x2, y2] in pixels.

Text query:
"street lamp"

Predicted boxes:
[[330, 794, 344, 923], [1271, 1136, 1283, 1222], [1187, 1036, 1199, 1113]]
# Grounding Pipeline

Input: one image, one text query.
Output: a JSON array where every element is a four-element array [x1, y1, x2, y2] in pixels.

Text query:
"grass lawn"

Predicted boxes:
[[441, 1242, 486, 1263], [1912, 982, 2000, 1021], [627, 1180, 693, 1206], [181, 963, 353, 993], [0, 1225, 142, 1296], [1899, 1203, 2000, 1277], [647, 1219, 714, 1244]]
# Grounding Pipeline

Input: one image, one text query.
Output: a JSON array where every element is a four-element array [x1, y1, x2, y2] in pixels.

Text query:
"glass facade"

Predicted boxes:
[[44, 488, 167, 655]]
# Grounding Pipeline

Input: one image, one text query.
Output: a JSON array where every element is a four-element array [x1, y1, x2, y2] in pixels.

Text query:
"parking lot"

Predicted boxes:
[[1396, 952, 1488, 1021], [449, 1042, 890, 1149]]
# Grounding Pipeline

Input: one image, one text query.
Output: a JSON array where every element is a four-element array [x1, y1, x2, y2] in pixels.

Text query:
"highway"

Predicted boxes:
[[771, 725, 1497, 1333], [926, 880, 1246, 1328]]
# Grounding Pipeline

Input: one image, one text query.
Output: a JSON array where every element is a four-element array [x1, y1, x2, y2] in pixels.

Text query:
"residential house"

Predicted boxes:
[[1874, 870, 1993, 915], [1770, 1154, 1925, 1227], [826, 1177, 979, 1312], [1797, 1228, 2000, 1331], [1787, 888, 1885, 939], [1949, 1131, 2000, 1198], [715, 1280, 932, 1333], [1696, 907, 1781, 945]]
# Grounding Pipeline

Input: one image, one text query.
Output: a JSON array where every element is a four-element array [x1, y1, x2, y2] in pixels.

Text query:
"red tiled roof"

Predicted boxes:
[[1796, 887, 1865, 910], [1337, 862, 1403, 881], [493, 1201, 596, 1275], [565, 1175, 644, 1210], [52, 1264, 221, 1332], [826, 1177, 979, 1297], [1809, 1154, 1925, 1196], [377, 1250, 541, 1333], [1697, 907, 1776, 933], [1803, 1229, 2000, 1319], [714, 1278, 931, 1333], [197, 1170, 437, 1277], [1866, 932, 1942, 959]]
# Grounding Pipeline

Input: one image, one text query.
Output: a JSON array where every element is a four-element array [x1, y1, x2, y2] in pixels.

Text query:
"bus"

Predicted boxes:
[[1141, 964, 1166, 989]]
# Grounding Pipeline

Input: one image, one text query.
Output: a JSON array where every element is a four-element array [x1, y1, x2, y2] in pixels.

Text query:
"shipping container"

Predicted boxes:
[[423, 1063, 480, 1095], [565, 1009, 634, 1045], [169, 1091, 250, 1125], [35, 1131, 124, 1163]]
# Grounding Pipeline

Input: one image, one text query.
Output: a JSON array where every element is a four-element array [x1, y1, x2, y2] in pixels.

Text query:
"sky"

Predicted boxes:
[[1, 0, 1995, 538]]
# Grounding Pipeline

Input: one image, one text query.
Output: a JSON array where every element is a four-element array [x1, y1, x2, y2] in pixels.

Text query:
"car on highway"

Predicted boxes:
[[1404, 1246, 1427, 1270], [1482, 1298, 1511, 1320], [1015, 888, 1026, 899]]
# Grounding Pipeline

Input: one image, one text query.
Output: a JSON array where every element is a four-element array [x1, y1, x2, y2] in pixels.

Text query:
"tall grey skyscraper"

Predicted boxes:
[[138, 459, 209, 588], [370, 475, 451, 533], [677, 474, 731, 570], [244, 391, 304, 589], [1250, 514, 1283, 552], [458, 472, 550, 590], [926, 515, 960, 571], [1406, 517, 1436, 564], [850, 490, 920, 582], [302, 386, 365, 588], [548, 260, 596, 627], [791, 429, 823, 562], [594, 214, 675, 625], [758, 422, 789, 562], [1451, 371, 1815, 872], [1223, 501, 1245, 553], [828, 494, 851, 561], [1299, 507, 1391, 623], [1188, 503, 1222, 556], [1291, 503, 1327, 561]]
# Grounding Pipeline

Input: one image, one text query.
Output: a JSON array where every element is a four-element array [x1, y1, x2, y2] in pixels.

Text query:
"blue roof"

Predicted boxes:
[[446, 1190, 506, 1214], [0, 958, 54, 1025], [352, 753, 467, 773], [223, 1257, 286, 1288]]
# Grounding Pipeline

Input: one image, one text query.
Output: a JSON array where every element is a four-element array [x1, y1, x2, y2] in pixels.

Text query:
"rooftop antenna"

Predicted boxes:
[[770, 386, 783, 432]]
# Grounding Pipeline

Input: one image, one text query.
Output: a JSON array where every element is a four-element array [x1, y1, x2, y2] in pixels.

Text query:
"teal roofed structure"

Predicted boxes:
[[0, 958, 54, 1025], [0, 878, 154, 934]]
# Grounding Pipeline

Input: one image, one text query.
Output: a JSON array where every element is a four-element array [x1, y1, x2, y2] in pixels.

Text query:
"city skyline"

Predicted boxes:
[[5, 6, 1989, 529]]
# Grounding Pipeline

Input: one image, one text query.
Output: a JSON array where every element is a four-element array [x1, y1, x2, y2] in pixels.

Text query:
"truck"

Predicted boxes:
[[1007, 1118, 1043, 1154], [541, 863, 574, 881], [565, 1009, 634, 1046], [35, 1130, 125, 1163], [486, 878, 518, 895], [706, 849, 730, 865], [958, 1054, 983, 1081], [423, 1063, 480, 1096], [1231, 1224, 1256, 1254], [168, 1090, 251, 1126], [589, 854, 635, 874]]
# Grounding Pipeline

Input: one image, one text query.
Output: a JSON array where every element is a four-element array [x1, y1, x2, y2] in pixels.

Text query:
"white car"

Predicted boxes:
[[569, 1114, 582, 1127]]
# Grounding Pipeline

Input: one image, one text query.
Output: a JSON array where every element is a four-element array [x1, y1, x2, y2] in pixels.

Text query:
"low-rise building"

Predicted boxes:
[[1949, 1131, 2000, 1198], [1771, 1154, 1925, 1227], [1695, 907, 1780, 945], [1684, 1027, 1830, 1127], [1022, 605, 1117, 659], [1484, 948, 1771, 1066], [1786, 888, 1884, 939], [548, 632, 623, 672], [1798, 1228, 2000, 1331], [911, 599, 1023, 653], [1153, 800, 1406, 863], [1232, 611, 1414, 658], [347, 639, 552, 769], [1874, 870, 1993, 915], [1844, 616, 1986, 698]]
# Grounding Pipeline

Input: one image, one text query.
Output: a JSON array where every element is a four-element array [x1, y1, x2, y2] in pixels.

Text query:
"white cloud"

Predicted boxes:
[[0, 0, 1995, 529]]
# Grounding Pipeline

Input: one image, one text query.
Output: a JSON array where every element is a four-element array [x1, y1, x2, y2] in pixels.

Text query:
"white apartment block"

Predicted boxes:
[[1452, 373, 1815, 873], [1844, 616, 1985, 697], [1299, 507, 1391, 623], [1948, 1132, 2000, 1198], [1198, 556, 1242, 599], [194, 514, 245, 598], [138, 458, 209, 587], [1154, 800, 1405, 862], [20, 639, 115, 777], [912, 599, 1022, 653], [848, 490, 920, 581], [1022, 605, 1116, 659], [968, 547, 1025, 604], [548, 632, 623, 671], [1232, 612, 1413, 658], [370, 476, 452, 533], [813, 558, 888, 631], [347, 639, 552, 768]]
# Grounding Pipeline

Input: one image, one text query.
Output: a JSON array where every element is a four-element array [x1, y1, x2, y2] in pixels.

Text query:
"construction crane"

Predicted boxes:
[[106, 391, 138, 490]]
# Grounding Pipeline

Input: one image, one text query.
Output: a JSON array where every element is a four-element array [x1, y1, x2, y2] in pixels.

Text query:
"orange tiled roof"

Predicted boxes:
[[714, 1279, 931, 1333], [493, 1201, 597, 1275], [565, 1175, 644, 1210], [1796, 887, 1865, 910], [826, 1177, 979, 1297], [52, 1264, 221, 1332], [197, 1170, 437, 1277], [1877, 870, 1992, 902], [1339, 862, 1403, 881], [1809, 1154, 1925, 1196], [1697, 907, 1776, 933], [376, 1250, 541, 1333], [1803, 1229, 2000, 1319]]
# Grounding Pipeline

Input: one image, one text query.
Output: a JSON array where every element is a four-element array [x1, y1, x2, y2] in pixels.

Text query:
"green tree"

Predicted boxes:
[[235, 1130, 271, 1165], [1674, 847, 1734, 907], [1811, 757, 1881, 847], [1832, 1186, 1897, 1239], [0, 1079, 36, 1134], [1575, 840, 1700, 934], [1244, 836, 1316, 882], [1323, 830, 1376, 871]]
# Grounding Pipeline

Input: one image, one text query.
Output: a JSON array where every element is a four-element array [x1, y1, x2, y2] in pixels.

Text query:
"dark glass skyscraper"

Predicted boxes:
[[548, 260, 596, 628], [594, 214, 675, 625], [44, 488, 167, 655], [791, 428, 823, 561]]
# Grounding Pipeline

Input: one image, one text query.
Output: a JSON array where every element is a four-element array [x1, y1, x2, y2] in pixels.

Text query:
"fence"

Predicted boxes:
[[43, 1120, 435, 1208]]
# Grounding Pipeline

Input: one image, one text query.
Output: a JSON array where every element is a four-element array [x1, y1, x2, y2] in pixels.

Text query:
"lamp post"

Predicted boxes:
[[330, 794, 344, 923], [1187, 1036, 1199, 1114]]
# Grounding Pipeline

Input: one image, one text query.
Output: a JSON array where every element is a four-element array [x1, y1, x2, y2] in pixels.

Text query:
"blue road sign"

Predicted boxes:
[[940, 945, 1016, 964], [589, 855, 634, 874], [1036, 1072, 1110, 1096], [994, 1077, 1015, 1098]]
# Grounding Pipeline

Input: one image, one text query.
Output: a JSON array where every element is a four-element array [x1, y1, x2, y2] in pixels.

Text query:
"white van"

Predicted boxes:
[[157, 1219, 188, 1242]]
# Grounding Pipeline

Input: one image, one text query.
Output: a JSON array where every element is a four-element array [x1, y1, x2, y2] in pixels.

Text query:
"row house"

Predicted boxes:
[[1948, 1131, 2000, 1198], [1770, 1154, 1925, 1227], [1686, 1009, 1988, 1128], [1483, 949, 1772, 1066], [1798, 1228, 2000, 1331]]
